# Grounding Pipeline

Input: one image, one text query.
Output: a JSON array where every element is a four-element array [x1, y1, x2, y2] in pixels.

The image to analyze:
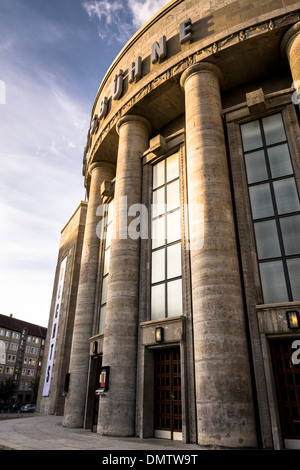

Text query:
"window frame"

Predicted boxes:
[[240, 112, 300, 303], [150, 152, 183, 320], [98, 197, 114, 335]]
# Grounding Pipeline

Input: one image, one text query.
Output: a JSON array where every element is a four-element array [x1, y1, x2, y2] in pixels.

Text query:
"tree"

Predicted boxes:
[[0, 378, 17, 403], [30, 375, 40, 402]]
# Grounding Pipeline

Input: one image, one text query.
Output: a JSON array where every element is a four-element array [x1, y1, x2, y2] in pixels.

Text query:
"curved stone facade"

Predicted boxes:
[[83, 0, 300, 177], [38, 0, 300, 450]]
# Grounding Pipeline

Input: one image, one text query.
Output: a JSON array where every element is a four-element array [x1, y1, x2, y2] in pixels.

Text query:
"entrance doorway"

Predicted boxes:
[[154, 347, 182, 440], [91, 356, 102, 432], [270, 337, 300, 449]]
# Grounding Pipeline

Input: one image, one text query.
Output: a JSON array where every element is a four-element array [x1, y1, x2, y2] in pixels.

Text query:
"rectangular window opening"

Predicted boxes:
[[240, 112, 300, 303], [99, 200, 114, 334], [151, 153, 183, 319]]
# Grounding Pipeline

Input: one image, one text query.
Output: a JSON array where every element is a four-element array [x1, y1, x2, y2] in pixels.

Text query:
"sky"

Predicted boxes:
[[0, 0, 170, 327]]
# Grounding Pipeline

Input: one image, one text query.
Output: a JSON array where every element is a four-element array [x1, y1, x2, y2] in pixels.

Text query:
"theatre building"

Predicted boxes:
[[37, 0, 300, 450]]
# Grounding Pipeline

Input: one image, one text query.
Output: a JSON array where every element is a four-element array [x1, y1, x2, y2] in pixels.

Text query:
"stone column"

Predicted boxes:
[[63, 161, 115, 428], [281, 22, 300, 101], [180, 62, 257, 448], [97, 115, 151, 437]]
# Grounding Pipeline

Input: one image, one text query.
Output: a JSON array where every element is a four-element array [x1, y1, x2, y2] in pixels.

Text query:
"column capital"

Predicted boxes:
[[116, 114, 152, 136], [88, 160, 116, 176], [180, 62, 223, 90], [280, 21, 300, 57]]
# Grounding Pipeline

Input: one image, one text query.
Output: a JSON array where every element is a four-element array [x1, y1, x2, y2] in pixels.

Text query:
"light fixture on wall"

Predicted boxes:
[[155, 327, 163, 342], [286, 311, 300, 329], [93, 341, 98, 354]]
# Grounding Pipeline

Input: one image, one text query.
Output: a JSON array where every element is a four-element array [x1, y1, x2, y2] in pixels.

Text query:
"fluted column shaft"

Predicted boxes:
[[180, 63, 257, 447], [63, 161, 115, 428], [97, 115, 151, 437]]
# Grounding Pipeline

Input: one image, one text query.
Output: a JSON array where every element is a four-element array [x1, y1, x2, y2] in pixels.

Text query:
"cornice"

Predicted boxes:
[[84, 9, 300, 184], [91, 0, 184, 118]]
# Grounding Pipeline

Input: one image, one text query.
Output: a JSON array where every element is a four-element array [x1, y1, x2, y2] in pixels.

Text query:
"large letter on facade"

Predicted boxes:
[[151, 36, 167, 64]]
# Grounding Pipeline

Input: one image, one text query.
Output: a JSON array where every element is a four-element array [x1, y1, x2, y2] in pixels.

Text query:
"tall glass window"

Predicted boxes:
[[99, 200, 113, 334], [240, 113, 300, 303], [151, 153, 183, 319]]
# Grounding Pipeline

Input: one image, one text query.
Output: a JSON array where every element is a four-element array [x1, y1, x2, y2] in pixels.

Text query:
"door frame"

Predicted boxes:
[[153, 346, 182, 441], [269, 336, 300, 449], [137, 340, 195, 443], [91, 355, 102, 432], [262, 333, 300, 449]]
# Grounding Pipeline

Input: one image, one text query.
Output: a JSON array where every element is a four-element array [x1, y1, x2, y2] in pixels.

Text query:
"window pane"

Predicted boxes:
[[152, 248, 165, 283], [280, 215, 300, 256], [273, 178, 300, 215], [153, 159, 165, 189], [167, 279, 182, 317], [103, 248, 110, 276], [166, 153, 179, 182], [167, 243, 182, 279], [254, 220, 281, 259], [99, 306, 106, 334], [244, 150, 268, 184], [101, 276, 108, 305], [105, 222, 112, 248], [152, 187, 165, 218], [151, 284, 165, 319], [107, 202, 114, 225], [262, 114, 286, 145], [167, 180, 180, 212], [167, 210, 181, 243], [287, 258, 300, 301], [152, 215, 165, 249], [241, 120, 263, 151], [268, 144, 293, 179], [259, 261, 288, 303], [249, 183, 274, 219]]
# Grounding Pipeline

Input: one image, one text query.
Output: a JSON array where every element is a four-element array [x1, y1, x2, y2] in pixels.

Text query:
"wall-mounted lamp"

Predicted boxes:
[[286, 311, 300, 330], [92, 341, 98, 355], [155, 327, 163, 342]]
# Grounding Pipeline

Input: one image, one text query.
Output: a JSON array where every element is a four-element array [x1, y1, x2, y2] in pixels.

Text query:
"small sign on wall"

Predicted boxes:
[[95, 366, 110, 395]]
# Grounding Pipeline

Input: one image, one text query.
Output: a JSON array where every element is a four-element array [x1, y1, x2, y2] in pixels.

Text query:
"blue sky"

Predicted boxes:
[[0, 0, 169, 327]]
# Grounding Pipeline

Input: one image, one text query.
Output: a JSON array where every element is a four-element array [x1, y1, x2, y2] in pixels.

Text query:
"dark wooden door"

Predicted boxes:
[[91, 356, 102, 432], [154, 348, 182, 439], [270, 338, 300, 445]]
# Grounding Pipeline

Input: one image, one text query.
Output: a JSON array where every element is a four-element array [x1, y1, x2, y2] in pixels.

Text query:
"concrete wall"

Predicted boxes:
[[37, 202, 87, 416]]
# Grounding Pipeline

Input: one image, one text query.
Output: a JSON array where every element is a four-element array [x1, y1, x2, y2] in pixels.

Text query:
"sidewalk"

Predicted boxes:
[[0, 415, 203, 451]]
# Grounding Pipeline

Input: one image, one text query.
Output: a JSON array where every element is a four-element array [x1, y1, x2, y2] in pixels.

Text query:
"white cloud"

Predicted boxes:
[[0, 80, 5, 104], [82, 0, 170, 42], [128, 0, 169, 28], [82, 0, 123, 25], [0, 145, 86, 327], [0, 40, 89, 327], [0, 148, 85, 326], [0, 0, 171, 327], [82, 1, 127, 41]]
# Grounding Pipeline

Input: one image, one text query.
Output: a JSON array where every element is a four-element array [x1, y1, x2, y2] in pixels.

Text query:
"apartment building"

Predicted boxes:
[[0, 314, 47, 404]]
